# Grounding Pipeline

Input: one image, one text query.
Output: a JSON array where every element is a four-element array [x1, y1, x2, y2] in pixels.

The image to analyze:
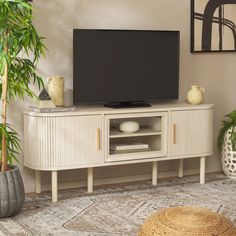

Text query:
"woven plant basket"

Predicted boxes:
[[139, 206, 236, 236]]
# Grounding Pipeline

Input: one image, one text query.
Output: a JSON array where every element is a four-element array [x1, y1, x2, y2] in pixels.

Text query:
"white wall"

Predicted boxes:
[[10, 0, 236, 192]]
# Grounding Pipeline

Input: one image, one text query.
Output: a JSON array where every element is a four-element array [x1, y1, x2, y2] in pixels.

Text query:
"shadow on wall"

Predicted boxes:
[[33, 0, 147, 105], [32, 0, 176, 91], [33, 1, 76, 91], [32, 0, 186, 106]]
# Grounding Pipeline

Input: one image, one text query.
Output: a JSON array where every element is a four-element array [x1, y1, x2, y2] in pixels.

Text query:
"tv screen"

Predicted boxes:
[[73, 29, 180, 106]]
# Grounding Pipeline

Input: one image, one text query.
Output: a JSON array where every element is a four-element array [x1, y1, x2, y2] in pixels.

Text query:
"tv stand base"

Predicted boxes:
[[104, 101, 151, 109]]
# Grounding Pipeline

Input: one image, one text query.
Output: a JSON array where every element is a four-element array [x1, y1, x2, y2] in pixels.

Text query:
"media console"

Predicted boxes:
[[24, 102, 213, 202]]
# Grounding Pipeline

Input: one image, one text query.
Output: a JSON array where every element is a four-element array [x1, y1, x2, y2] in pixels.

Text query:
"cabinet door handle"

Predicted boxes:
[[96, 128, 101, 150], [172, 123, 176, 144]]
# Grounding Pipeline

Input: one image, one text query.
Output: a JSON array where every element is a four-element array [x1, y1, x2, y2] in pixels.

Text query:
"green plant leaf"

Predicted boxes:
[[0, 123, 21, 164], [217, 110, 236, 152], [0, 0, 46, 167]]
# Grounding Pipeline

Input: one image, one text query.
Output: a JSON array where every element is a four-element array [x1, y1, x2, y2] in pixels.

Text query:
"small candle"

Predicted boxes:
[[48, 76, 64, 106]]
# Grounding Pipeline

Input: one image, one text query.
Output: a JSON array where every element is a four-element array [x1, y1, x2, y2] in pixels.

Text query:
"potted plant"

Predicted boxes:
[[0, 0, 45, 218], [217, 110, 236, 179]]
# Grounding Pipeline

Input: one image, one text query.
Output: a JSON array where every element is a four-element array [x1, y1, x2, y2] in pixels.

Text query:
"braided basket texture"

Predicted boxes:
[[139, 206, 236, 236]]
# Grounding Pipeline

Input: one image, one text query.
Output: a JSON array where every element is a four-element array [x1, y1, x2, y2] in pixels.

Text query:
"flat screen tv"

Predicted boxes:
[[73, 29, 180, 108]]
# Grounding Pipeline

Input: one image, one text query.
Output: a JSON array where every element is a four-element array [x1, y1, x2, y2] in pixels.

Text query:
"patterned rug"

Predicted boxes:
[[0, 173, 235, 236]]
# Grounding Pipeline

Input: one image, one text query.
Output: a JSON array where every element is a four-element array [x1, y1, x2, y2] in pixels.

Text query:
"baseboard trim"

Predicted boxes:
[[26, 168, 217, 193]]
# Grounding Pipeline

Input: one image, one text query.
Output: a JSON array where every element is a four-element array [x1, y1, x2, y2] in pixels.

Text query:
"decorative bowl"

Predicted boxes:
[[119, 121, 140, 133]]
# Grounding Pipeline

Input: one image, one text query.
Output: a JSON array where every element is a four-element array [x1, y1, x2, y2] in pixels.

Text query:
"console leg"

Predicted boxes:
[[152, 161, 158, 186], [200, 157, 206, 184], [88, 168, 93, 193], [178, 159, 184, 178], [35, 170, 41, 194], [51, 171, 58, 202]]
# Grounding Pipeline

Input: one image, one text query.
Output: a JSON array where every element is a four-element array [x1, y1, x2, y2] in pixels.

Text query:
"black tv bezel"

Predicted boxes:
[[73, 29, 180, 106]]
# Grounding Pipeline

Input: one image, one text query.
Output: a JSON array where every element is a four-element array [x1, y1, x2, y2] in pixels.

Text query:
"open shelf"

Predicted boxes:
[[110, 135, 161, 151], [105, 113, 167, 162]]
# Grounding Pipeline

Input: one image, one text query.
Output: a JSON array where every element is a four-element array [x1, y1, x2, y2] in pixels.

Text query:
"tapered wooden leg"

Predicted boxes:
[[200, 157, 206, 184], [51, 171, 58, 202], [35, 170, 41, 194], [178, 159, 184, 178], [152, 161, 158, 186], [87, 168, 93, 193]]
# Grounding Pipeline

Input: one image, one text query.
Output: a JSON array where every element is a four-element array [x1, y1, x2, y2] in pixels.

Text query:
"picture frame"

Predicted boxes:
[[191, 0, 236, 53]]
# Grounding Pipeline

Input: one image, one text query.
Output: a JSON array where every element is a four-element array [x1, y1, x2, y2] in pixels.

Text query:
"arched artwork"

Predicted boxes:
[[191, 0, 236, 52]]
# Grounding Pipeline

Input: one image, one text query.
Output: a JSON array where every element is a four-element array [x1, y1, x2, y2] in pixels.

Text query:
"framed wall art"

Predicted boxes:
[[191, 0, 236, 52]]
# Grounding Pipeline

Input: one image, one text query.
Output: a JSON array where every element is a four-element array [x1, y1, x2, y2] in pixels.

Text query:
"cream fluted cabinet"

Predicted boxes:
[[24, 103, 213, 202]]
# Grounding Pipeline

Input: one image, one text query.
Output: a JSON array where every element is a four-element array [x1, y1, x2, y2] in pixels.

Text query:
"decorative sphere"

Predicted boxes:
[[119, 121, 140, 133]]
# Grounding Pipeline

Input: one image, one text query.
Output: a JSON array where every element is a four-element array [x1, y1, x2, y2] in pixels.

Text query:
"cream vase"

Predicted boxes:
[[187, 85, 205, 105], [48, 76, 64, 106]]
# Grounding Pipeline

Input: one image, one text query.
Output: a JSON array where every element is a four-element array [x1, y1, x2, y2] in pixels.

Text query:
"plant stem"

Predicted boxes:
[[1, 46, 8, 172]]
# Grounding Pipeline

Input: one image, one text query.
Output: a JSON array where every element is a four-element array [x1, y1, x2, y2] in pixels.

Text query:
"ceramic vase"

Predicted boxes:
[[187, 85, 205, 105], [48, 76, 64, 106], [222, 128, 236, 179]]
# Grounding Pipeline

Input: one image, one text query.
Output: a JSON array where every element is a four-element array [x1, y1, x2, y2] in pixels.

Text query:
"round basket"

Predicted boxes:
[[138, 206, 236, 236]]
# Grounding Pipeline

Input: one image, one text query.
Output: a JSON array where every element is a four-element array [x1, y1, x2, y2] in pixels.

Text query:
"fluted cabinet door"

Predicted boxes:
[[170, 109, 213, 157], [24, 115, 104, 169]]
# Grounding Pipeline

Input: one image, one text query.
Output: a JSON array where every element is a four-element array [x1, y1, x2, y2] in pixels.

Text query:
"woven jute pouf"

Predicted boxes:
[[139, 206, 236, 236]]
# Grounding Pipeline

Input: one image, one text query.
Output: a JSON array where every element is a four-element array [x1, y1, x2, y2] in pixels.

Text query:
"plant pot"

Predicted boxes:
[[222, 129, 236, 179], [0, 165, 25, 218]]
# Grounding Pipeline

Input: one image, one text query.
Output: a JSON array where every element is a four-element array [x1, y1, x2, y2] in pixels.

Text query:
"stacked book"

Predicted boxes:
[[110, 142, 150, 154]]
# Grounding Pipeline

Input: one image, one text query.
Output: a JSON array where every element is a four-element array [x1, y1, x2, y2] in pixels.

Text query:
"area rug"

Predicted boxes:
[[0, 173, 235, 236]]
